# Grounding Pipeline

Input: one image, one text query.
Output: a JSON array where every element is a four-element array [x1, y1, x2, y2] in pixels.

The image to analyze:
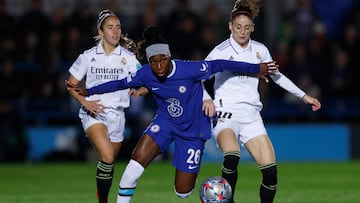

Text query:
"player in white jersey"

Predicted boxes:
[[203, 1, 321, 203], [66, 10, 144, 203]]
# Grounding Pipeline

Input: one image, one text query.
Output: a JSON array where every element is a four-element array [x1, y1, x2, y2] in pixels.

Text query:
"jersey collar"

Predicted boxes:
[[167, 60, 176, 78], [96, 40, 122, 55], [230, 34, 252, 54]]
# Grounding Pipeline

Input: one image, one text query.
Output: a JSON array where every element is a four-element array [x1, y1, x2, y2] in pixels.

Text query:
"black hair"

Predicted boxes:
[[137, 26, 168, 64]]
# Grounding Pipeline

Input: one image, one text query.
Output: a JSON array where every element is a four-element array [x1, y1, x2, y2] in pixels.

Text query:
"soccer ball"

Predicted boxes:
[[199, 176, 232, 203]]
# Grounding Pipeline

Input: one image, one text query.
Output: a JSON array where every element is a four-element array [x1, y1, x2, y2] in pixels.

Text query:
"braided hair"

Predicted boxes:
[[230, 0, 262, 21]]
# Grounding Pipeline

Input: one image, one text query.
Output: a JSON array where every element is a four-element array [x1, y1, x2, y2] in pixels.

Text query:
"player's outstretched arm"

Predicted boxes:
[[302, 94, 321, 111], [65, 80, 103, 115]]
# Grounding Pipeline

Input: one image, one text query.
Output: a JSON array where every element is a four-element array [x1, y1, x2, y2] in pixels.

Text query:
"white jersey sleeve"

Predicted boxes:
[[270, 71, 306, 98], [69, 53, 88, 81]]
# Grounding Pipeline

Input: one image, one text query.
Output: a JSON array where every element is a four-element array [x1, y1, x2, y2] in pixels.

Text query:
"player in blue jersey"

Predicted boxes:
[[66, 25, 278, 203]]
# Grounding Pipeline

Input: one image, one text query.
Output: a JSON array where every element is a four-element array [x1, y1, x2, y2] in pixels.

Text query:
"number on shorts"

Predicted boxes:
[[218, 111, 232, 119], [186, 148, 201, 164]]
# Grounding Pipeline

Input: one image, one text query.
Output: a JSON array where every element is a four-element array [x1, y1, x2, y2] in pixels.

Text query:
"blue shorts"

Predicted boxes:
[[144, 117, 206, 174]]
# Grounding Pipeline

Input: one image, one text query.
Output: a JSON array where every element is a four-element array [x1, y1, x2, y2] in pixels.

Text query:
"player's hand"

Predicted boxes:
[[259, 61, 278, 83], [65, 80, 88, 96], [128, 88, 142, 98], [202, 99, 216, 117], [129, 87, 149, 98], [302, 94, 321, 111], [83, 99, 104, 115]]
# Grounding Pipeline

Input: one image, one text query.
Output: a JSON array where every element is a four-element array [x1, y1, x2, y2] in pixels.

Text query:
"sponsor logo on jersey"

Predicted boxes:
[[200, 63, 208, 72], [75, 57, 81, 65], [91, 57, 96, 62], [151, 87, 160, 91], [166, 98, 183, 117]]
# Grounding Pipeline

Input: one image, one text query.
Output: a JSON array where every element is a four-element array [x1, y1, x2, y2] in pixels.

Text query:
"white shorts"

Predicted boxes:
[[213, 106, 267, 145], [79, 107, 125, 142]]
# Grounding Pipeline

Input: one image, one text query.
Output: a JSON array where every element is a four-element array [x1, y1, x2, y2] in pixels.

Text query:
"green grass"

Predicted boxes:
[[0, 161, 359, 203]]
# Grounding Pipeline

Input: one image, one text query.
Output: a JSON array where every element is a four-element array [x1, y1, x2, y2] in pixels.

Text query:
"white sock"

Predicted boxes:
[[117, 160, 144, 203]]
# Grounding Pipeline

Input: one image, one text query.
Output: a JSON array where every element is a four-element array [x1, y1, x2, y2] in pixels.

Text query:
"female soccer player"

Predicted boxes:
[[66, 25, 278, 203], [203, 1, 321, 202], [65, 10, 145, 203]]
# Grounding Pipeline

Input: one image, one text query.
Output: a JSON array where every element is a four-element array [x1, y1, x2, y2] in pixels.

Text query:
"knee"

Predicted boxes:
[[223, 151, 240, 171], [260, 163, 277, 187], [174, 186, 193, 199], [101, 153, 115, 164]]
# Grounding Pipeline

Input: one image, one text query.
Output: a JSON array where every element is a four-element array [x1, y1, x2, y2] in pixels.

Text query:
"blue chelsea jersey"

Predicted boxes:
[[87, 59, 260, 139], [140, 60, 210, 136]]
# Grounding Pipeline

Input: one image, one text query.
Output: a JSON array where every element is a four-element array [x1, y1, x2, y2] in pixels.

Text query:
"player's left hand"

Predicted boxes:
[[259, 61, 278, 83], [203, 99, 216, 117], [129, 87, 149, 98], [65, 80, 88, 96], [302, 94, 321, 111]]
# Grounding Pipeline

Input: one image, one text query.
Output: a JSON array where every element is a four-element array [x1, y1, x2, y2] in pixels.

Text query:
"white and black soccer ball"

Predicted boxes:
[[199, 176, 232, 203]]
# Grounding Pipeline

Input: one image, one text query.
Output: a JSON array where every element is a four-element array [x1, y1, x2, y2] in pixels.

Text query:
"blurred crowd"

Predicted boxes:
[[1, 0, 360, 161]]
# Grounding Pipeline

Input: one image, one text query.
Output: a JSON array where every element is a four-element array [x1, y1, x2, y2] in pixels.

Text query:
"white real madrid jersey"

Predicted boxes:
[[206, 35, 305, 111], [69, 42, 142, 109]]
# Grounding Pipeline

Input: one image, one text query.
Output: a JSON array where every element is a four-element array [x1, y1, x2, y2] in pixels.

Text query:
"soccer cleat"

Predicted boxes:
[[96, 191, 108, 203]]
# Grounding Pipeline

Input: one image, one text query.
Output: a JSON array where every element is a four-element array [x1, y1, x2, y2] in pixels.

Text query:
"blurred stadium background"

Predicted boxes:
[[1, 0, 360, 164]]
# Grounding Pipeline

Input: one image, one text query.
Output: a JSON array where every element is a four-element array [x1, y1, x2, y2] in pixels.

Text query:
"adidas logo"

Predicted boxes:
[[91, 57, 96, 62]]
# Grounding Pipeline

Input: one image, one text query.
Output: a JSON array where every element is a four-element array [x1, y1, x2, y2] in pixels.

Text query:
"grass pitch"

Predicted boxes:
[[0, 161, 359, 203]]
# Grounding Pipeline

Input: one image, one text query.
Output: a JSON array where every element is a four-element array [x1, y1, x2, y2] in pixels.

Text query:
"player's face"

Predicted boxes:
[[229, 15, 254, 48], [149, 54, 172, 79], [99, 16, 121, 47]]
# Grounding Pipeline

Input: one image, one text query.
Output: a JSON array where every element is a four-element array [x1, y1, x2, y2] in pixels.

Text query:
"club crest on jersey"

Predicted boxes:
[[120, 58, 127, 65], [150, 124, 160, 133], [178, 85, 186, 93], [256, 52, 261, 59]]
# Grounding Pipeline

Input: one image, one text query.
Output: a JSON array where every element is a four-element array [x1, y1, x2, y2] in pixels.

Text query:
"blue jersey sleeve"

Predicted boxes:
[[180, 59, 261, 80], [207, 59, 260, 75], [87, 79, 129, 95], [87, 68, 146, 95]]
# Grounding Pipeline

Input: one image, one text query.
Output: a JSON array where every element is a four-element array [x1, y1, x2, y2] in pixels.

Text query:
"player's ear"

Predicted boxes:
[[228, 22, 233, 32]]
